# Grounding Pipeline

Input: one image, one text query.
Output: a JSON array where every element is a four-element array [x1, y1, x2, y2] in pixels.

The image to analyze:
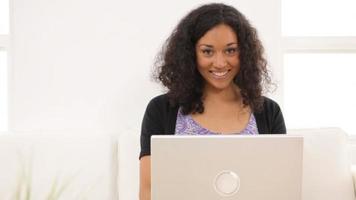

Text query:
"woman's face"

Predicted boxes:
[[195, 24, 240, 92]]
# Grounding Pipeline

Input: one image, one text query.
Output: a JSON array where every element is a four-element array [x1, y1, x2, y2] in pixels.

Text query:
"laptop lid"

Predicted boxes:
[[151, 135, 303, 200]]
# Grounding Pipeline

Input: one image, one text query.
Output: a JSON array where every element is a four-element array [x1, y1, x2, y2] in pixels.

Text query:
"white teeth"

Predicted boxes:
[[212, 71, 228, 77]]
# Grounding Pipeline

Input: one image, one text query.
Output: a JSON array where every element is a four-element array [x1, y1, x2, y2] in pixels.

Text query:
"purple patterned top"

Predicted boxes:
[[175, 107, 259, 135]]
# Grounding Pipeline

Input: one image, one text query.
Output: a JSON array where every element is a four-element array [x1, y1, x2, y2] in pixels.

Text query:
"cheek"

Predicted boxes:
[[229, 56, 240, 69], [196, 56, 212, 70]]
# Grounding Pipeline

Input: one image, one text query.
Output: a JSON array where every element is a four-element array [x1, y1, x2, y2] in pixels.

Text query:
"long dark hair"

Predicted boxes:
[[155, 3, 271, 114]]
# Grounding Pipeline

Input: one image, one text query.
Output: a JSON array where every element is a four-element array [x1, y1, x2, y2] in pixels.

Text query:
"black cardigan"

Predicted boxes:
[[140, 94, 286, 159]]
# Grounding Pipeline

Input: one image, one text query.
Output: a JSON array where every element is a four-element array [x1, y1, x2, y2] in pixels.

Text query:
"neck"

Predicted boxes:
[[203, 84, 241, 104]]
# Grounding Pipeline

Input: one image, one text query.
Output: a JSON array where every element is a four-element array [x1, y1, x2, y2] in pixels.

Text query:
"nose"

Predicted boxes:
[[213, 52, 227, 68]]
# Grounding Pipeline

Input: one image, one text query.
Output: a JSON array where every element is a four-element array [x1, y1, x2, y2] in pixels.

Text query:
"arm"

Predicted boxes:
[[139, 156, 151, 200], [257, 97, 287, 134], [139, 96, 165, 200], [271, 104, 286, 134], [268, 98, 286, 134]]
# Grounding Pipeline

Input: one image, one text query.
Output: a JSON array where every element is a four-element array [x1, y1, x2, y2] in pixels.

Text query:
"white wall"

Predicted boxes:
[[9, 0, 282, 133]]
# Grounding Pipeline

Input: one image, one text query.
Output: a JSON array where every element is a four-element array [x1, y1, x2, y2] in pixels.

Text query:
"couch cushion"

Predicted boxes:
[[0, 133, 118, 200], [289, 128, 355, 200]]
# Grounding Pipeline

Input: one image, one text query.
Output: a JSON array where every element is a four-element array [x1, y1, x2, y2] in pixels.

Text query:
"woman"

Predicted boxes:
[[139, 3, 286, 200]]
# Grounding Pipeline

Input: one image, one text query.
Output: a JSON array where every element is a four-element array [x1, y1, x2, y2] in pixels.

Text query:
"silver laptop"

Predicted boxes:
[[151, 135, 303, 200]]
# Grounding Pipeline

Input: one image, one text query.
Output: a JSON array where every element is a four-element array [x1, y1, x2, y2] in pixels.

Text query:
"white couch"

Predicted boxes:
[[0, 128, 355, 200], [0, 133, 118, 200], [288, 128, 355, 200]]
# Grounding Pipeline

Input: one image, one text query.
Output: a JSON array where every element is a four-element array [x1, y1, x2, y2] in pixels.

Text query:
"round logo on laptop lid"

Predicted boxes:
[[213, 170, 240, 196]]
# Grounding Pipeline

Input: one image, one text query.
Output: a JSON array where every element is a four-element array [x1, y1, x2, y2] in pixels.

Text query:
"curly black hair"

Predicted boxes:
[[155, 3, 271, 115]]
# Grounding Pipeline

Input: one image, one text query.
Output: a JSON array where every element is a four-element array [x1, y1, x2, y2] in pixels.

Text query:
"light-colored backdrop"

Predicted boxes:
[[9, 0, 282, 133]]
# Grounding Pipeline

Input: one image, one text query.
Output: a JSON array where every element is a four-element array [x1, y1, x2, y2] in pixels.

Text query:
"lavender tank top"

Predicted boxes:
[[175, 107, 259, 135]]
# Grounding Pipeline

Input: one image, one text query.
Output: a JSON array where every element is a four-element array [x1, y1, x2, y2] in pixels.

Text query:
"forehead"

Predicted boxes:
[[197, 24, 238, 45]]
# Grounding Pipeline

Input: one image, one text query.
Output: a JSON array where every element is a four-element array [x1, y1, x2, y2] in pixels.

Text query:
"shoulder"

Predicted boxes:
[[261, 96, 282, 112], [148, 93, 170, 106], [145, 93, 179, 118], [255, 96, 286, 134], [146, 93, 172, 112], [142, 93, 179, 136]]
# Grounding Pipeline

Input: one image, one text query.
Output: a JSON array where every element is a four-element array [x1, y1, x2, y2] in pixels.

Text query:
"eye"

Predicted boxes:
[[225, 47, 238, 55], [201, 49, 214, 56]]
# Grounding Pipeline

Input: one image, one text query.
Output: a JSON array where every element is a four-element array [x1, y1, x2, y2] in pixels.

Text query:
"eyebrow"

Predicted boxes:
[[198, 42, 238, 48], [227, 42, 238, 46]]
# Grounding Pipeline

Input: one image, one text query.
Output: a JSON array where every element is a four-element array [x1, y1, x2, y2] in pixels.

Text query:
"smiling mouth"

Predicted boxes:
[[210, 70, 231, 78]]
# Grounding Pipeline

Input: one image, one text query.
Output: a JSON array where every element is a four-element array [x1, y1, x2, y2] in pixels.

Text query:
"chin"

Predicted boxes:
[[207, 82, 233, 91]]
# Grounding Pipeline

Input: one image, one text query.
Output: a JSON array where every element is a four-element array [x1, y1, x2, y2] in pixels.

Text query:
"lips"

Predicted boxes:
[[210, 69, 231, 79]]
